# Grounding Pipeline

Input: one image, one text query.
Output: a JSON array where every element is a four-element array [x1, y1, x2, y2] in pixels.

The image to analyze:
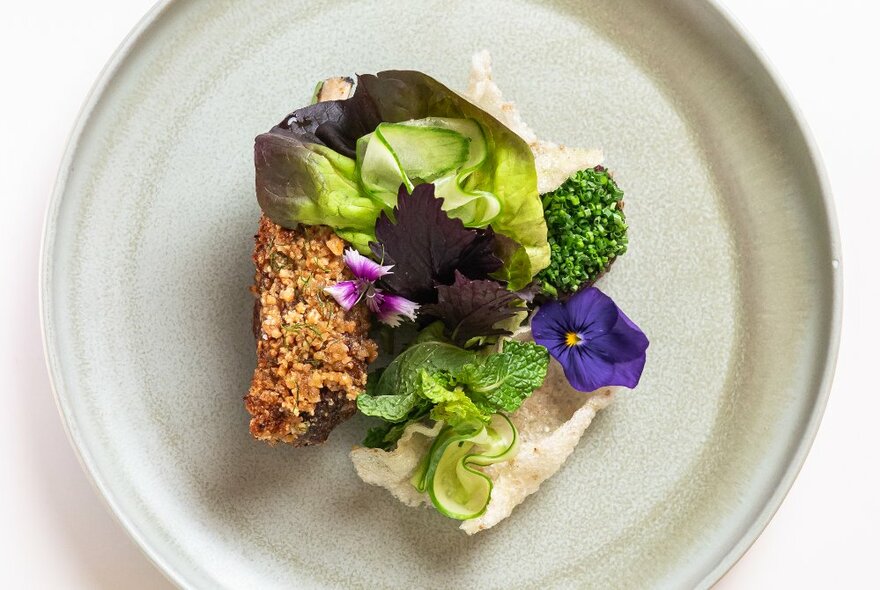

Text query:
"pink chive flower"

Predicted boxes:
[[324, 249, 419, 327]]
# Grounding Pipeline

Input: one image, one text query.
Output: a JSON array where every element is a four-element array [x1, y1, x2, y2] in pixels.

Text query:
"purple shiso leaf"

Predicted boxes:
[[371, 184, 502, 304], [455, 226, 504, 280], [532, 287, 648, 392], [422, 271, 521, 345], [376, 293, 420, 327], [343, 247, 393, 282], [323, 281, 361, 311]]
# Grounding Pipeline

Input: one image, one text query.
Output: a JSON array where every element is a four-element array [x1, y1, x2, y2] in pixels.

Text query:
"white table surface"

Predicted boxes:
[[1, 1, 876, 587]]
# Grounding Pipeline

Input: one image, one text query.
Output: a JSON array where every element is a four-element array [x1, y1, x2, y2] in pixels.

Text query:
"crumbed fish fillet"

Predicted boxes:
[[247, 80, 379, 447], [246, 218, 377, 446]]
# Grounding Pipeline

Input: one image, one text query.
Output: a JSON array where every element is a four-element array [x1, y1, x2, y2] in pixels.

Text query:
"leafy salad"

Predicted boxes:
[[249, 53, 648, 528]]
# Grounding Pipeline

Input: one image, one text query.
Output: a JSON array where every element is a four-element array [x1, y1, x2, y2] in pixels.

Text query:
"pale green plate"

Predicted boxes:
[[41, 0, 841, 588]]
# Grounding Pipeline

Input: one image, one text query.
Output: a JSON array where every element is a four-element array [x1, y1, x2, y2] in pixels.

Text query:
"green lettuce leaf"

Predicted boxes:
[[490, 233, 533, 287], [254, 134, 382, 251]]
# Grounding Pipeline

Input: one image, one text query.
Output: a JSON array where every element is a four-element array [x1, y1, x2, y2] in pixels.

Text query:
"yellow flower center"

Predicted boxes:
[[565, 332, 582, 347]]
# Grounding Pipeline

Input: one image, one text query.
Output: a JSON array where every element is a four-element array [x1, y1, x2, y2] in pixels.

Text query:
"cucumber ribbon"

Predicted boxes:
[[356, 117, 501, 227], [410, 414, 518, 520]]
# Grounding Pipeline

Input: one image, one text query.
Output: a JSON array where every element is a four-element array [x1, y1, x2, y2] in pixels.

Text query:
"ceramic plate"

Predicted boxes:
[[41, 0, 841, 588]]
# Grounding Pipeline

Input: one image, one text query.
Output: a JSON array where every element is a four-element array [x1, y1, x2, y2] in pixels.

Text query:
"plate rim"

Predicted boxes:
[[39, 1, 842, 588]]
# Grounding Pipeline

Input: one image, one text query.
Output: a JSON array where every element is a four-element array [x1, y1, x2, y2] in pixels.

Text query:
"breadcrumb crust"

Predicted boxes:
[[245, 216, 377, 446]]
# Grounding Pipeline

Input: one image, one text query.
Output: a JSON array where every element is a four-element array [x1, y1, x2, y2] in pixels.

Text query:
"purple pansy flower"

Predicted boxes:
[[532, 287, 648, 392], [324, 248, 419, 327]]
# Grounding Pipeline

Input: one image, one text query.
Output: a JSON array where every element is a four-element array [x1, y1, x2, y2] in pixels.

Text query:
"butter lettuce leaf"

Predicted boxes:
[[359, 71, 549, 287], [254, 133, 382, 251]]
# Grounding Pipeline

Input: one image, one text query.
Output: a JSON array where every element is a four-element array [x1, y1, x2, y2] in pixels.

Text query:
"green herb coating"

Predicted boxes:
[[537, 167, 628, 296]]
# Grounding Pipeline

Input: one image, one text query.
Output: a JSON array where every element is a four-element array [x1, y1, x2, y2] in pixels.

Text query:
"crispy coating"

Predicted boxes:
[[245, 216, 378, 446]]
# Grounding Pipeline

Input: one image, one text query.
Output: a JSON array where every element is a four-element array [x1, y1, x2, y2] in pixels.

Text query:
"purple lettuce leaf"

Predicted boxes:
[[268, 80, 381, 158], [253, 78, 385, 250]]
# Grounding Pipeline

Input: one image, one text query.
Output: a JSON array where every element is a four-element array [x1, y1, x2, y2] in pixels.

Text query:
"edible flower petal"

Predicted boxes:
[[343, 247, 394, 282], [375, 293, 420, 327], [323, 280, 361, 311], [531, 287, 648, 392], [324, 248, 418, 325]]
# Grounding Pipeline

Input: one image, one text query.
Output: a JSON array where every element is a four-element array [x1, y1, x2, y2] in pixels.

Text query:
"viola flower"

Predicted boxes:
[[324, 248, 419, 327], [531, 287, 648, 392]]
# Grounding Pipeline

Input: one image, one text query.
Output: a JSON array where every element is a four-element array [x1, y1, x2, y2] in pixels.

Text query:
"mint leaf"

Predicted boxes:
[[363, 421, 411, 450], [460, 341, 549, 413], [356, 337, 474, 421], [356, 384, 426, 422], [422, 271, 522, 346], [419, 370, 490, 427], [357, 326, 548, 449], [371, 184, 502, 303], [413, 321, 447, 345]]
